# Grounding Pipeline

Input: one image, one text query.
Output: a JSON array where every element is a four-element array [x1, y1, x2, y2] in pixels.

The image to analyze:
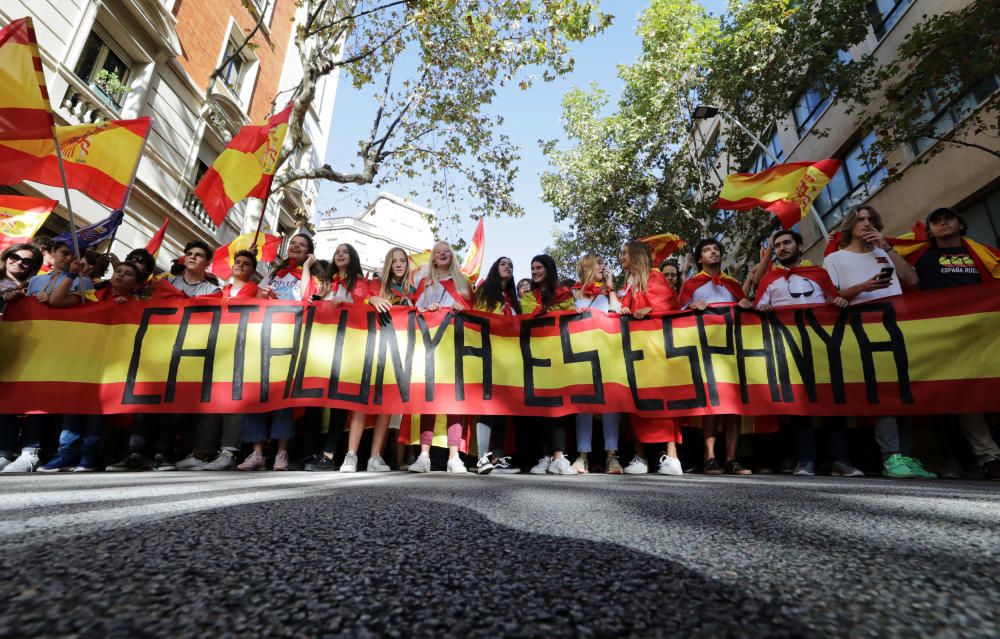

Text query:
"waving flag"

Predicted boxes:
[[0, 17, 55, 184], [194, 103, 292, 225], [409, 249, 432, 272], [212, 231, 281, 278], [0, 118, 152, 209], [460, 218, 485, 281], [0, 194, 56, 250], [713, 159, 841, 229], [53, 209, 124, 252], [145, 218, 169, 258], [638, 233, 686, 265]]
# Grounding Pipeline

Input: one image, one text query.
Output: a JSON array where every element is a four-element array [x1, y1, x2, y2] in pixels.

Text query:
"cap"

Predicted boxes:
[[926, 207, 958, 225]]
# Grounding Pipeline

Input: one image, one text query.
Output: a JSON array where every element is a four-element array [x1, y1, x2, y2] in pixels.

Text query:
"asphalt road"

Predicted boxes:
[[1, 472, 997, 638]]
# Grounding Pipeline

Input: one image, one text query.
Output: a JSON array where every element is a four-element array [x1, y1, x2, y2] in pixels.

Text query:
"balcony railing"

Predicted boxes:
[[183, 187, 218, 232], [58, 68, 119, 125]]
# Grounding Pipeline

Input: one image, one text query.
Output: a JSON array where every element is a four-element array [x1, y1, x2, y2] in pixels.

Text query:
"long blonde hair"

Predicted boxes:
[[576, 254, 600, 286], [425, 240, 471, 298], [380, 247, 412, 297], [624, 241, 653, 293]]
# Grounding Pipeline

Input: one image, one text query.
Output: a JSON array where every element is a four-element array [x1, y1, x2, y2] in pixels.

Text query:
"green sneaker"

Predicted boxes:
[[882, 454, 916, 478], [902, 456, 937, 479]]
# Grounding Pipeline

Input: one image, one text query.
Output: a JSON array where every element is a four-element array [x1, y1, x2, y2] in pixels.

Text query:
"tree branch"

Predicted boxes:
[[308, 0, 415, 38], [208, 2, 269, 87]]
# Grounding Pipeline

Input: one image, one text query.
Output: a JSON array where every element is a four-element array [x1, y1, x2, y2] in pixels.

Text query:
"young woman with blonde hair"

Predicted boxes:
[[618, 240, 685, 476], [571, 253, 623, 474], [410, 241, 473, 473]]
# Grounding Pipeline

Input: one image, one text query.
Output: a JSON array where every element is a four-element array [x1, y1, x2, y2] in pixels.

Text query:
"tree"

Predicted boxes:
[[212, 0, 612, 230]]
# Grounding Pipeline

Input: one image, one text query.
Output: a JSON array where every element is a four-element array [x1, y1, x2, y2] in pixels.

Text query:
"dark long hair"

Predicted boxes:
[[475, 256, 521, 314], [0, 243, 42, 283], [270, 233, 317, 278], [329, 243, 363, 293], [530, 254, 560, 307]]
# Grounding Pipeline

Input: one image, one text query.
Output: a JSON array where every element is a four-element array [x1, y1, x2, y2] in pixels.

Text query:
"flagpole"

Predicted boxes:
[[106, 124, 153, 256], [51, 126, 81, 258]]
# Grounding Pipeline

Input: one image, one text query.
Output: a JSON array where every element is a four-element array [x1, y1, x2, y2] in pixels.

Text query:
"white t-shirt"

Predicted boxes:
[[415, 274, 464, 308], [575, 293, 610, 312], [262, 271, 303, 301], [823, 247, 901, 305], [684, 281, 737, 309], [757, 273, 835, 309]]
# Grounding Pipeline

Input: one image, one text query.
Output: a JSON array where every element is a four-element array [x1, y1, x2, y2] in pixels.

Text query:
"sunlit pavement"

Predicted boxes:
[[1, 472, 997, 637]]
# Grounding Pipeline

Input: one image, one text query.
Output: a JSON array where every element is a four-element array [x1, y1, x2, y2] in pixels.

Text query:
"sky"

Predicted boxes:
[[316, 1, 727, 282]]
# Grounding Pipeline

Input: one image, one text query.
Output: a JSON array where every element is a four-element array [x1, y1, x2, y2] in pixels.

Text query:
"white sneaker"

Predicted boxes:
[[476, 453, 494, 475], [340, 452, 358, 473], [409, 452, 431, 473], [0, 455, 12, 472], [201, 450, 237, 471], [446, 457, 468, 474], [1, 448, 40, 473], [529, 456, 552, 474], [174, 453, 207, 471], [367, 455, 391, 472], [623, 455, 648, 475], [548, 456, 578, 475], [657, 455, 683, 476]]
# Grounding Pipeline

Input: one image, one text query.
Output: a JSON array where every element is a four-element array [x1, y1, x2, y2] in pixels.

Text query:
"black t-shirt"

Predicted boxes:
[[915, 246, 982, 289]]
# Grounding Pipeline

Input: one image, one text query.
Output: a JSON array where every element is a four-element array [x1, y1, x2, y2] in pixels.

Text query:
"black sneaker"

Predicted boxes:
[[984, 459, 1000, 480], [106, 454, 148, 472], [152, 454, 176, 471], [304, 454, 338, 472], [703, 458, 722, 475], [723, 460, 752, 475]]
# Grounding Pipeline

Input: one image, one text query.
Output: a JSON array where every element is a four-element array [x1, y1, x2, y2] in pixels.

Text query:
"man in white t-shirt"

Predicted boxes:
[[822, 205, 934, 479]]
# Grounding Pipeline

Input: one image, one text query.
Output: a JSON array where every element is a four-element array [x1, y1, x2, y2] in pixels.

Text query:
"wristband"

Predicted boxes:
[[65, 272, 79, 281]]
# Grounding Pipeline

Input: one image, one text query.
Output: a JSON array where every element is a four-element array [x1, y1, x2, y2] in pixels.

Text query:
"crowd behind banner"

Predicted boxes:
[[0, 205, 998, 480]]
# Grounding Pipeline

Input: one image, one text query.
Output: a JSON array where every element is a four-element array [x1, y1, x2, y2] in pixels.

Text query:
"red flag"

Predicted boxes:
[[460, 218, 485, 281], [638, 233, 685, 265], [0, 194, 56, 251], [145, 218, 169, 258], [194, 104, 292, 225], [212, 231, 281, 279]]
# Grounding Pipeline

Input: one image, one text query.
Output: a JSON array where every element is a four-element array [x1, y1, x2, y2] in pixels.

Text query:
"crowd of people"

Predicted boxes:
[[0, 205, 998, 480]]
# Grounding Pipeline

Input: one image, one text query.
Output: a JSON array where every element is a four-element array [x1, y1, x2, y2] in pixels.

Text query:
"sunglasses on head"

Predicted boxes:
[[6, 254, 35, 267]]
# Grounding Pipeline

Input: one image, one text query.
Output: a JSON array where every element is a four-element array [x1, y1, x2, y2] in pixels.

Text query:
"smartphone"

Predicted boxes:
[[878, 266, 894, 280]]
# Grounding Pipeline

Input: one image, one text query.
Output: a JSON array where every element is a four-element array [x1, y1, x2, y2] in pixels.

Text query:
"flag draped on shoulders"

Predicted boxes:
[[0, 194, 55, 250], [754, 265, 840, 305], [194, 104, 292, 225], [890, 236, 1000, 282], [519, 286, 575, 316], [713, 160, 841, 229], [0, 17, 55, 184], [678, 271, 745, 307]]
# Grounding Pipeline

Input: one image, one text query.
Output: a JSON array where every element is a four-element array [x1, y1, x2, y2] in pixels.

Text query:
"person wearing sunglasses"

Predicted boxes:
[[751, 229, 863, 479], [0, 243, 42, 317]]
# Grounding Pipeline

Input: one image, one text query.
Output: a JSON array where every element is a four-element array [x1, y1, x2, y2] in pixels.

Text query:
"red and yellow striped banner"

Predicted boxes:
[[0, 284, 997, 416]]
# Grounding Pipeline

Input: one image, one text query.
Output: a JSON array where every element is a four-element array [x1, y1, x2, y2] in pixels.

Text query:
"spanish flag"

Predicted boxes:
[[409, 249, 432, 272], [211, 231, 281, 279], [145, 218, 169, 258], [195, 103, 292, 225], [638, 233, 685, 265], [0, 17, 55, 184], [713, 159, 841, 229], [0, 194, 56, 251], [0, 118, 152, 209], [460, 218, 485, 282]]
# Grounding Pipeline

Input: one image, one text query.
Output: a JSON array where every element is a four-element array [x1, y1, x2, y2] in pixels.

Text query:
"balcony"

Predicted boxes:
[[182, 186, 218, 232], [58, 70, 119, 125]]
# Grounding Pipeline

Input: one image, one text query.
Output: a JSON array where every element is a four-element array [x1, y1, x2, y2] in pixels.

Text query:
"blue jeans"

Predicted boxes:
[[575, 413, 620, 453], [243, 409, 295, 443], [57, 414, 103, 467]]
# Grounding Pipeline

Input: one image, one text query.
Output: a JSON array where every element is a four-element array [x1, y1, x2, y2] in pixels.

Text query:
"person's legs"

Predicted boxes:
[[823, 417, 851, 466], [791, 415, 816, 466], [191, 414, 222, 458], [874, 416, 901, 460], [703, 415, 719, 461], [55, 414, 85, 466], [79, 415, 103, 469], [602, 413, 620, 454], [220, 415, 243, 451], [321, 409, 348, 458], [346, 412, 367, 455], [576, 413, 593, 454], [960, 413, 1000, 465], [476, 417, 494, 459]]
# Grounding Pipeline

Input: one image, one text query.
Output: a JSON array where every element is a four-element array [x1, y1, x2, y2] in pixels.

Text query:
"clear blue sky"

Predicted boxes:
[[316, 1, 727, 282]]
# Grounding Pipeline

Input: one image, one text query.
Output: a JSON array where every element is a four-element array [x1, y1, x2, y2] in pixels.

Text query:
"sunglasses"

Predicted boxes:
[[788, 279, 816, 299], [6, 254, 35, 267]]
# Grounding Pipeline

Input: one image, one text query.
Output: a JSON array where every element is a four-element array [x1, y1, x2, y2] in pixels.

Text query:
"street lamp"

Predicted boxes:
[[692, 104, 829, 240]]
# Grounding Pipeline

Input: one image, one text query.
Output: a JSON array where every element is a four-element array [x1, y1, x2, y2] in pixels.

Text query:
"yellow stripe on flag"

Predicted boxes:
[[0, 41, 49, 111]]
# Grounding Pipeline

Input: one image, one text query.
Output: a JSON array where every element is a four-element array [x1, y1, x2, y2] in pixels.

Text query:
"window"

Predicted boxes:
[[792, 86, 831, 137], [813, 131, 888, 229], [867, 0, 914, 40], [912, 76, 1000, 156], [74, 30, 133, 111], [751, 128, 785, 173], [220, 40, 248, 96], [702, 131, 723, 173]]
